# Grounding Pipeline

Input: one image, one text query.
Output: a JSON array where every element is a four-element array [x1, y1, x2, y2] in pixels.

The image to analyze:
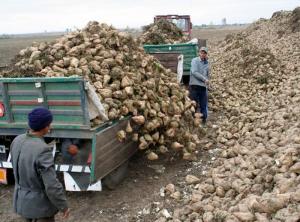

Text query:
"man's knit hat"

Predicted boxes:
[[28, 107, 53, 131]]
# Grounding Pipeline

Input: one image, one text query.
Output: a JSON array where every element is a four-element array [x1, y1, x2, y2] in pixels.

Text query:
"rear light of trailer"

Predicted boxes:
[[0, 102, 4, 117], [0, 168, 7, 184]]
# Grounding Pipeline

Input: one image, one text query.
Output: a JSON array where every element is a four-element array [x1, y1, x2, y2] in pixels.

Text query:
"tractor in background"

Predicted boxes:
[[144, 15, 206, 84], [154, 15, 193, 39]]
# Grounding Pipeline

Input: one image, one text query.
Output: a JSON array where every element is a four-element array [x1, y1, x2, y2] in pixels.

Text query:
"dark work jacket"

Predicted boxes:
[[11, 133, 68, 219]]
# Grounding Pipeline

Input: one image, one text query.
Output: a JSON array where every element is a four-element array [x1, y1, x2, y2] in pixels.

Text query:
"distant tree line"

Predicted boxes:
[[193, 23, 249, 29], [0, 34, 11, 39]]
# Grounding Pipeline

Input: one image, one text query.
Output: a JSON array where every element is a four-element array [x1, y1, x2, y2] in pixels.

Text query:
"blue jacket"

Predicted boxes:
[[189, 57, 209, 88]]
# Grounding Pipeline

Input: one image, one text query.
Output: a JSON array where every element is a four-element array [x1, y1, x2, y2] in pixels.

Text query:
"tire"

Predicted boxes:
[[103, 161, 129, 190]]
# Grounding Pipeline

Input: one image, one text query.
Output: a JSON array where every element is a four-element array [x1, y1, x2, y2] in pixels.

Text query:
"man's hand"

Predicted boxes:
[[205, 80, 209, 86], [62, 208, 70, 219]]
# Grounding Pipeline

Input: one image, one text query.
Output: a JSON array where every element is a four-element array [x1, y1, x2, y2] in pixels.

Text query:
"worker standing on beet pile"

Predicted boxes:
[[11, 107, 69, 222], [189, 46, 210, 125]]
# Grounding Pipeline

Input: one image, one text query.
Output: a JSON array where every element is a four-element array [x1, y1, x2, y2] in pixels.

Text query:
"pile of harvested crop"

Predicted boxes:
[[5, 21, 204, 160], [147, 8, 300, 222], [139, 19, 189, 44], [290, 7, 300, 32]]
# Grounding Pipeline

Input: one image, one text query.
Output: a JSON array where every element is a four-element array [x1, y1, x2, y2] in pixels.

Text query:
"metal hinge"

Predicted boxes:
[[0, 145, 5, 153]]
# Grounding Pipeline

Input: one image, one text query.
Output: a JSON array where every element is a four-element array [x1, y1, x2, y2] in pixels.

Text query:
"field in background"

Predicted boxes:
[[0, 36, 60, 67], [192, 25, 248, 44], [0, 26, 246, 67]]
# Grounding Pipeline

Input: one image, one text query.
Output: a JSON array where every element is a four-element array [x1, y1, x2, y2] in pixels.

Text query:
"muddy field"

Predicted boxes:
[[0, 26, 246, 67], [0, 122, 219, 222], [0, 26, 246, 222], [192, 26, 247, 43], [0, 35, 59, 67]]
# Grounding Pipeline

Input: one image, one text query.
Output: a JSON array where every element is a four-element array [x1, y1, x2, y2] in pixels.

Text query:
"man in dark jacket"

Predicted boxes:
[[11, 107, 69, 222], [189, 46, 210, 124]]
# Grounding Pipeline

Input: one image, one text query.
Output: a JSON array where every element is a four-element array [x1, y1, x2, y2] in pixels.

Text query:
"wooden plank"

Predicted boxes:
[[10, 100, 40, 105], [8, 90, 39, 96], [48, 100, 81, 106], [12, 109, 83, 116], [45, 82, 80, 90], [45, 90, 81, 96]]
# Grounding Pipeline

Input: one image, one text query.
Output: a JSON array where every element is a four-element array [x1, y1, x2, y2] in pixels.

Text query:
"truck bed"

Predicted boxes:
[[0, 77, 138, 191], [143, 42, 198, 75], [0, 77, 89, 126]]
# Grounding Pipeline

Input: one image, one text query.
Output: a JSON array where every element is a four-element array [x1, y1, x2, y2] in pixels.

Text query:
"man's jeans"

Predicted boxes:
[[189, 85, 208, 120]]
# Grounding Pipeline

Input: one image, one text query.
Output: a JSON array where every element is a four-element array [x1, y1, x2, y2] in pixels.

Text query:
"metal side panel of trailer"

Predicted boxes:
[[143, 42, 198, 74], [61, 117, 137, 191], [0, 77, 90, 135], [0, 77, 138, 191]]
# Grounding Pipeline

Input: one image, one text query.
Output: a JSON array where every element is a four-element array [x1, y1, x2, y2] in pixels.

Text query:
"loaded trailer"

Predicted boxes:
[[153, 14, 207, 47], [0, 77, 137, 191], [144, 42, 199, 84]]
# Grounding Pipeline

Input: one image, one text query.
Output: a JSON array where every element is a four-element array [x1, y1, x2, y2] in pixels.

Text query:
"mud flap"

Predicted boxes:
[[63, 172, 102, 191], [103, 161, 128, 190]]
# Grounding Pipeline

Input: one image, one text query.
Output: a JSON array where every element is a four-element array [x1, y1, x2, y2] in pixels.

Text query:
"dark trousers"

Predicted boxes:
[[189, 85, 208, 120], [24, 216, 55, 222]]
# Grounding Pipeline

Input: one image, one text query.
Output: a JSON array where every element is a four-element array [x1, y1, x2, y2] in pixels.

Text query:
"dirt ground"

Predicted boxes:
[[0, 139, 216, 222], [0, 26, 245, 222], [0, 26, 246, 67], [192, 26, 247, 43], [0, 112, 220, 222]]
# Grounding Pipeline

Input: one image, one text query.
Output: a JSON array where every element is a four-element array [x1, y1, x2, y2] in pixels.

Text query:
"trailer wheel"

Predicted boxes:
[[103, 161, 129, 190]]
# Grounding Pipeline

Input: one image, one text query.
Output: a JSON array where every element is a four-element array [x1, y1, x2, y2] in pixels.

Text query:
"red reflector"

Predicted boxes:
[[0, 168, 7, 184], [0, 103, 4, 117]]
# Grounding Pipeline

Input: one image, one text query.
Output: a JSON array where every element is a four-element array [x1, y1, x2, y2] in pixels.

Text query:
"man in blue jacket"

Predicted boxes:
[[189, 46, 210, 124], [11, 107, 69, 222]]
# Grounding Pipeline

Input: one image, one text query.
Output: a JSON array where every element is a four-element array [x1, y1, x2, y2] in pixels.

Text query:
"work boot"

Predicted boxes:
[[202, 118, 207, 127]]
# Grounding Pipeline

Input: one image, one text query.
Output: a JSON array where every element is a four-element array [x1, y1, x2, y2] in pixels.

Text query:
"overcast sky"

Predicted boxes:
[[0, 0, 299, 34]]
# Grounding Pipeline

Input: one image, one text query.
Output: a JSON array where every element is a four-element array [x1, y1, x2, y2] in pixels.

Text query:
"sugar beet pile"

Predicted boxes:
[[139, 19, 189, 44], [149, 8, 300, 222], [5, 21, 203, 160]]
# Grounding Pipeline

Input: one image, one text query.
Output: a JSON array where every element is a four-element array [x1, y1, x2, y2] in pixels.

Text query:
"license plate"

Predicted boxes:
[[0, 168, 7, 184]]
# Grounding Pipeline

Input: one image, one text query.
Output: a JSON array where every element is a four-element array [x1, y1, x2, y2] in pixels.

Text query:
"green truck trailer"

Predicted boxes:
[[143, 42, 199, 84], [0, 77, 137, 191]]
